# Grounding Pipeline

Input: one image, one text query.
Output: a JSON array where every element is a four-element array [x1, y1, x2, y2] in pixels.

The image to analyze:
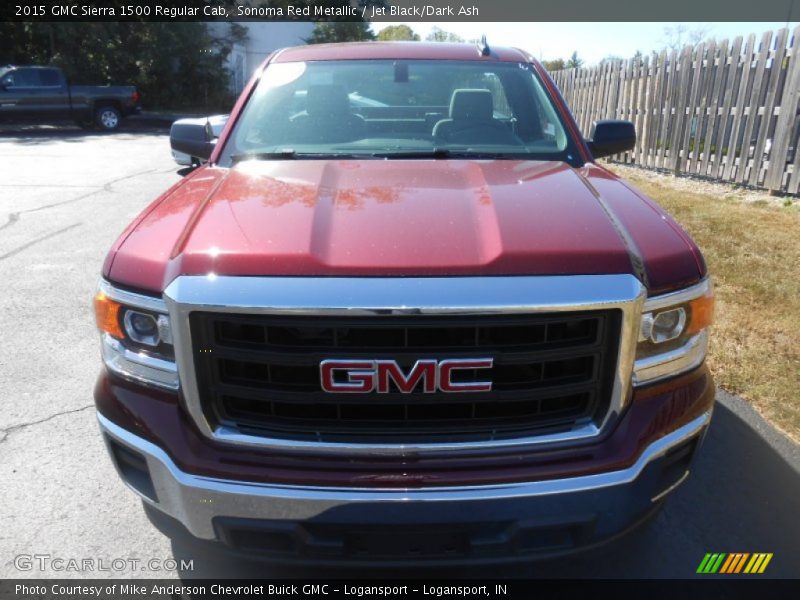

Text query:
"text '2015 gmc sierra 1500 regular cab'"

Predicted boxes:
[[93, 42, 715, 565]]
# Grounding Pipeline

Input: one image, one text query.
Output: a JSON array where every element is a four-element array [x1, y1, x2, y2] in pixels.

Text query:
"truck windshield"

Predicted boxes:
[[220, 60, 575, 164]]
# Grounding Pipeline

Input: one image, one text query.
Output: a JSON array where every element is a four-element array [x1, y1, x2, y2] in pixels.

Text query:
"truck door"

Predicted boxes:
[[0, 69, 35, 119], [0, 68, 67, 120], [37, 68, 71, 116]]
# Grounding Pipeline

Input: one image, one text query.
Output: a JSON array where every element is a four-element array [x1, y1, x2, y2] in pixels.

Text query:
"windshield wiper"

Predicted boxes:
[[231, 150, 298, 162], [231, 149, 525, 163], [231, 150, 373, 163], [368, 148, 454, 159], [369, 149, 523, 160]]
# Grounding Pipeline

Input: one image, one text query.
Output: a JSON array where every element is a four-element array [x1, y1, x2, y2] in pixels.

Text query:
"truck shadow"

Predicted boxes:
[[157, 399, 800, 579], [0, 122, 169, 142]]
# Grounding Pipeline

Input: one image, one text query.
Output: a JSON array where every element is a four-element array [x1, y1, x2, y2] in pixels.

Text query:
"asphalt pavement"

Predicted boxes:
[[0, 123, 798, 580]]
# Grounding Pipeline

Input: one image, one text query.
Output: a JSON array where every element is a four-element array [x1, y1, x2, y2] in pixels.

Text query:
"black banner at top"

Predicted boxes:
[[2, 0, 800, 22]]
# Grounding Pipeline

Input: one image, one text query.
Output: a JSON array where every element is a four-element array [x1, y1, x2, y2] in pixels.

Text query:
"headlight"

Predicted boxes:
[[641, 307, 686, 343], [122, 310, 173, 346], [93, 280, 178, 389], [633, 279, 714, 385]]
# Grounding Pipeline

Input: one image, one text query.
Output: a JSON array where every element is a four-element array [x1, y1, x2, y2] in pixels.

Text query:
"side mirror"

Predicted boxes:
[[169, 118, 216, 162], [586, 120, 635, 159]]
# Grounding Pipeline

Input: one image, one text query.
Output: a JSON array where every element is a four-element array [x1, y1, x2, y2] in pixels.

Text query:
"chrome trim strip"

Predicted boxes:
[[163, 274, 646, 455], [633, 331, 708, 386], [164, 274, 646, 316], [650, 470, 690, 503], [101, 333, 179, 390], [643, 278, 711, 312], [98, 279, 168, 314], [211, 422, 603, 456], [97, 410, 711, 540]]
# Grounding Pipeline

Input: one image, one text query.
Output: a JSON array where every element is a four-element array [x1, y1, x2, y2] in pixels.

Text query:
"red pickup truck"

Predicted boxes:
[[93, 42, 715, 564]]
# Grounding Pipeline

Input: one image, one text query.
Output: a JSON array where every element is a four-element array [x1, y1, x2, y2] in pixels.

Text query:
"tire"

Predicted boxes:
[[95, 105, 121, 131]]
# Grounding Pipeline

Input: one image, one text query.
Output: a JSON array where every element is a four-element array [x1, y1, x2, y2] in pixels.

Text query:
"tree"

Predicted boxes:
[[377, 25, 420, 41], [306, 22, 375, 44], [661, 24, 711, 52], [425, 27, 464, 43], [566, 52, 584, 69], [541, 58, 565, 72], [599, 55, 624, 66], [0, 22, 239, 111]]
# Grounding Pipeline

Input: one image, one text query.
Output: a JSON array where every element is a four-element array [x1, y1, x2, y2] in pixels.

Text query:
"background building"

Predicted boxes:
[[210, 22, 314, 95]]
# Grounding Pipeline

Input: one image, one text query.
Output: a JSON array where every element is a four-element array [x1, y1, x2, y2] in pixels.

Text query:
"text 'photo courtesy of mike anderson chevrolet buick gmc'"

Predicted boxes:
[[92, 41, 715, 565]]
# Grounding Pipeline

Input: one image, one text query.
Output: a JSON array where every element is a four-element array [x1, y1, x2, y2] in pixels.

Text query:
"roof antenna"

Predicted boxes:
[[477, 35, 490, 56]]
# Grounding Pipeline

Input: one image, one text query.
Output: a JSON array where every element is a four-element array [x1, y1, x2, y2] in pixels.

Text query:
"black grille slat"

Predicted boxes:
[[215, 355, 600, 394], [208, 378, 604, 406], [191, 311, 620, 443], [207, 314, 602, 353], [221, 393, 594, 425], [208, 344, 604, 371]]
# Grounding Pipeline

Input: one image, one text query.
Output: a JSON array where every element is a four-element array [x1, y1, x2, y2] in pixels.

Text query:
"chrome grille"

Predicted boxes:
[[190, 311, 621, 443]]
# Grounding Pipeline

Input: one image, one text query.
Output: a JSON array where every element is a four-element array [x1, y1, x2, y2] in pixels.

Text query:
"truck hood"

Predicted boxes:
[[107, 160, 704, 294]]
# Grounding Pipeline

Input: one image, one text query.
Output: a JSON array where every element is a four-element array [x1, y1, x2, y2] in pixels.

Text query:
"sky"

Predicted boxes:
[[370, 22, 799, 65]]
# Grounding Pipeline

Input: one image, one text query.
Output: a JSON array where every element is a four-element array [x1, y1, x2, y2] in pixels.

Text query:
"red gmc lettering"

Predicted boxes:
[[320, 359, 493, 393], [320, 360, 375, 393], [438, 359, 494, 392], [377, 360, 437, 393]]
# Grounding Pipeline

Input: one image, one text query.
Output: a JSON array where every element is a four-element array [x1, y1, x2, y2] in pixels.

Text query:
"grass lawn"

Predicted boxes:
[[618, 169, 800, 442]]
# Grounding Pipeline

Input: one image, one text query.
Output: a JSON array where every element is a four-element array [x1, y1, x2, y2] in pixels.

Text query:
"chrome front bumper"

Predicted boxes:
[[98, 410, 711, 544]]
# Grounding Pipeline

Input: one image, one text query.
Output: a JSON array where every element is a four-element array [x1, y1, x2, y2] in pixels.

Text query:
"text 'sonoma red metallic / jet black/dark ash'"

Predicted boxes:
[[93, 42, 715, 564]]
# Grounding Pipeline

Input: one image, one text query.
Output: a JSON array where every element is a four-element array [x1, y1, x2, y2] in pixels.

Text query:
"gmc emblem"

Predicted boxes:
[[320, 358, 494, 394]]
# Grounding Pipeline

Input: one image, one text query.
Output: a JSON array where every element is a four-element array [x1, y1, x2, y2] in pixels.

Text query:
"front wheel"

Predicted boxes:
[[95, 106, 121, 131]]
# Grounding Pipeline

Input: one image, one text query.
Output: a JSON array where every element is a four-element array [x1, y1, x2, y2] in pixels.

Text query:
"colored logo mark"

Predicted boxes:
[[696, 553, 773, 574]]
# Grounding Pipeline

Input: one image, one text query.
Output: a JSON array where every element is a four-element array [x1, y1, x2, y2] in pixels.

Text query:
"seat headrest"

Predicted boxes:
[[449, 89, 494, 121], [306, 84, 350, 117]]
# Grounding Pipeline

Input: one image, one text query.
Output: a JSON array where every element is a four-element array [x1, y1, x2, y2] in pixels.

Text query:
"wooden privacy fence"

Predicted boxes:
[[550, 27, 800, 195]]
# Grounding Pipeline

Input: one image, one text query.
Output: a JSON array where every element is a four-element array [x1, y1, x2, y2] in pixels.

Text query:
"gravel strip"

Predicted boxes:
[[605, 162, 798, 207]]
